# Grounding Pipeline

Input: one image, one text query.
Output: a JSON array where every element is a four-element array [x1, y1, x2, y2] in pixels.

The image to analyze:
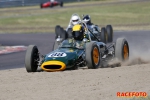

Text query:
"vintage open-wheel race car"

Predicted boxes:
[[40, 0, 63, 8], [25, 20, 129, 72], [55, 14, 113, 44]]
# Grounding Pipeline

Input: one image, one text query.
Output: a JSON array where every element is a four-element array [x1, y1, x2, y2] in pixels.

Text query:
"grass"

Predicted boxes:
[[0, 0, 150, 33]]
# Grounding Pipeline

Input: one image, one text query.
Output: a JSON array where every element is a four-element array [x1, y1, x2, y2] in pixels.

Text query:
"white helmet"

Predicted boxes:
[[71, 15, 80, 25]]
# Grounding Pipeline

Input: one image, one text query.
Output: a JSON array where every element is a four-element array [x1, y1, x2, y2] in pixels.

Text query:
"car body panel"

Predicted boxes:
[[41, 46, 84, 71], [40, 38, 107, 72]]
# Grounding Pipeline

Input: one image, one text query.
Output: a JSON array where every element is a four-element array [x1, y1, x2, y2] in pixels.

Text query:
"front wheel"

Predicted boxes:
[[55, 25, 61, 39], [25, 45, 39, 72], [101, 27, 107, 43], [67, 28, 72, 38], [115, 38, 129, 62], [106, 25, 113, 43], [85, 42, 100, 69], [55, 25, 67, 41]]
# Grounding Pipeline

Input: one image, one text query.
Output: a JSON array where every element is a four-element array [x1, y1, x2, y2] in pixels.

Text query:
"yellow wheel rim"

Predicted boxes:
[[123, 44, 128, 60], [93, 47, 99, 65]]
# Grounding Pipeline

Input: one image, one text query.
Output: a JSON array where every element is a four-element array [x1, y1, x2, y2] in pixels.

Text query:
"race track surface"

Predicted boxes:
[[0, 31, 150, 100], [0, 31, 150, 70], [0, 33, 55, 70]]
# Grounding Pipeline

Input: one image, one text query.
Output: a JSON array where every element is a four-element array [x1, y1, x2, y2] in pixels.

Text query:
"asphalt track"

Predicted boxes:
[[0, 30, 150, 70]]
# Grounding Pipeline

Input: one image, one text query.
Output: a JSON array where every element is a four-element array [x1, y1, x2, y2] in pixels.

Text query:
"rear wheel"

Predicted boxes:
[[50, 3, 53, 7], [60, 1, 63, 7], [40, 3, 43, 8], [106, 25, 113, 43], [25, 45, 39, 72], [101, 27, 107, 43], [86, 42, 100, 69], [115, 38, 129, 61]]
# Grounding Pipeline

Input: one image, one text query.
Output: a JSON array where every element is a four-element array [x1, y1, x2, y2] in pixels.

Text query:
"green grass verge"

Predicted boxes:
[[0, 0, 150, 33]]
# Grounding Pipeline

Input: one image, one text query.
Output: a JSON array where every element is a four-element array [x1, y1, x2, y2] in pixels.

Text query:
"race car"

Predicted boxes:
[[55, 14, 113, 44], [40, 0, 63, 8], [25, 21, 129, 72]]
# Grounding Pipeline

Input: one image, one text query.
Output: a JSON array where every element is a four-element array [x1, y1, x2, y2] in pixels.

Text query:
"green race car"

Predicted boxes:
[[25, 21, 129, 72]]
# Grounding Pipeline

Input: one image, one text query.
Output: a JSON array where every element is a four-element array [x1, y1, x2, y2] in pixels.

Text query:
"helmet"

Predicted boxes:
[[71, 15, 80, 25], [83, 15, 91, 25], [72, 24, 84, 41]]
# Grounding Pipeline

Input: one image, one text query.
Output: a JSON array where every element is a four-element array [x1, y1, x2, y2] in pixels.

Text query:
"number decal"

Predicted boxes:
[[48, 52, 67, 57]]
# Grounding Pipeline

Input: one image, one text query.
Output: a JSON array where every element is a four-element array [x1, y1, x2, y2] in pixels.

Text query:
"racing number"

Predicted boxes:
[[49, 52, 66, 57], [56, 52, 63, 56]]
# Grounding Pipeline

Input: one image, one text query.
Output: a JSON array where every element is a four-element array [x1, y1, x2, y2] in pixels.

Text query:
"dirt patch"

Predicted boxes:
[[0, 64, 150, 100]]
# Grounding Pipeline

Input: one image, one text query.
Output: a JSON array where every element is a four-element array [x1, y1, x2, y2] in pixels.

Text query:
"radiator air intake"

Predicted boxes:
[[41, 61, 66, 72]]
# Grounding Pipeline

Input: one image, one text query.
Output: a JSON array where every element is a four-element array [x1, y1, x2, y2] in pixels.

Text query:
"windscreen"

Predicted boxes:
[[60, 39, 85, 49]]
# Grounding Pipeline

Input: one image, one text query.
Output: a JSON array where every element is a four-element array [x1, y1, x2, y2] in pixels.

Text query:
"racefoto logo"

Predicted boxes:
[[117, 92, 148, 98]]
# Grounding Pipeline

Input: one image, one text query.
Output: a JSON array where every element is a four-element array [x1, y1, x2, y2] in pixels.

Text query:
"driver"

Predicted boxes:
[[70, 24, 85, 48], [66, 14, 81, 32], [50, 0, 55, 2], [82, 15, 92, 25], [83, 14, 101, 35], [72, 24, 84, 41]]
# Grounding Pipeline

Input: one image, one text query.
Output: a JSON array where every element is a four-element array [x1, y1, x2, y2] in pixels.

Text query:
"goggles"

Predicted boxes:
[[72, 19, 79, 22]]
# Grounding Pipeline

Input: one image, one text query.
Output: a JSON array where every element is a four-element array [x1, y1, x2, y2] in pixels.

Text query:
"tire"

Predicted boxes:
[[52, 40, 59, 51], [101, 27, 107, 43], [85, 41, 100, 69], [55, 25, 67, 41], [106, 25, 113, 43], [67, 28, 72, 38], [40, 3, 43, 8], [50, 3, 53, 8], [55, 25, 61, 39], [25, 45, 39, 72], [115, 38, 129, 61], [60, 1, 63, 7], [60, 27, 67, 41]]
